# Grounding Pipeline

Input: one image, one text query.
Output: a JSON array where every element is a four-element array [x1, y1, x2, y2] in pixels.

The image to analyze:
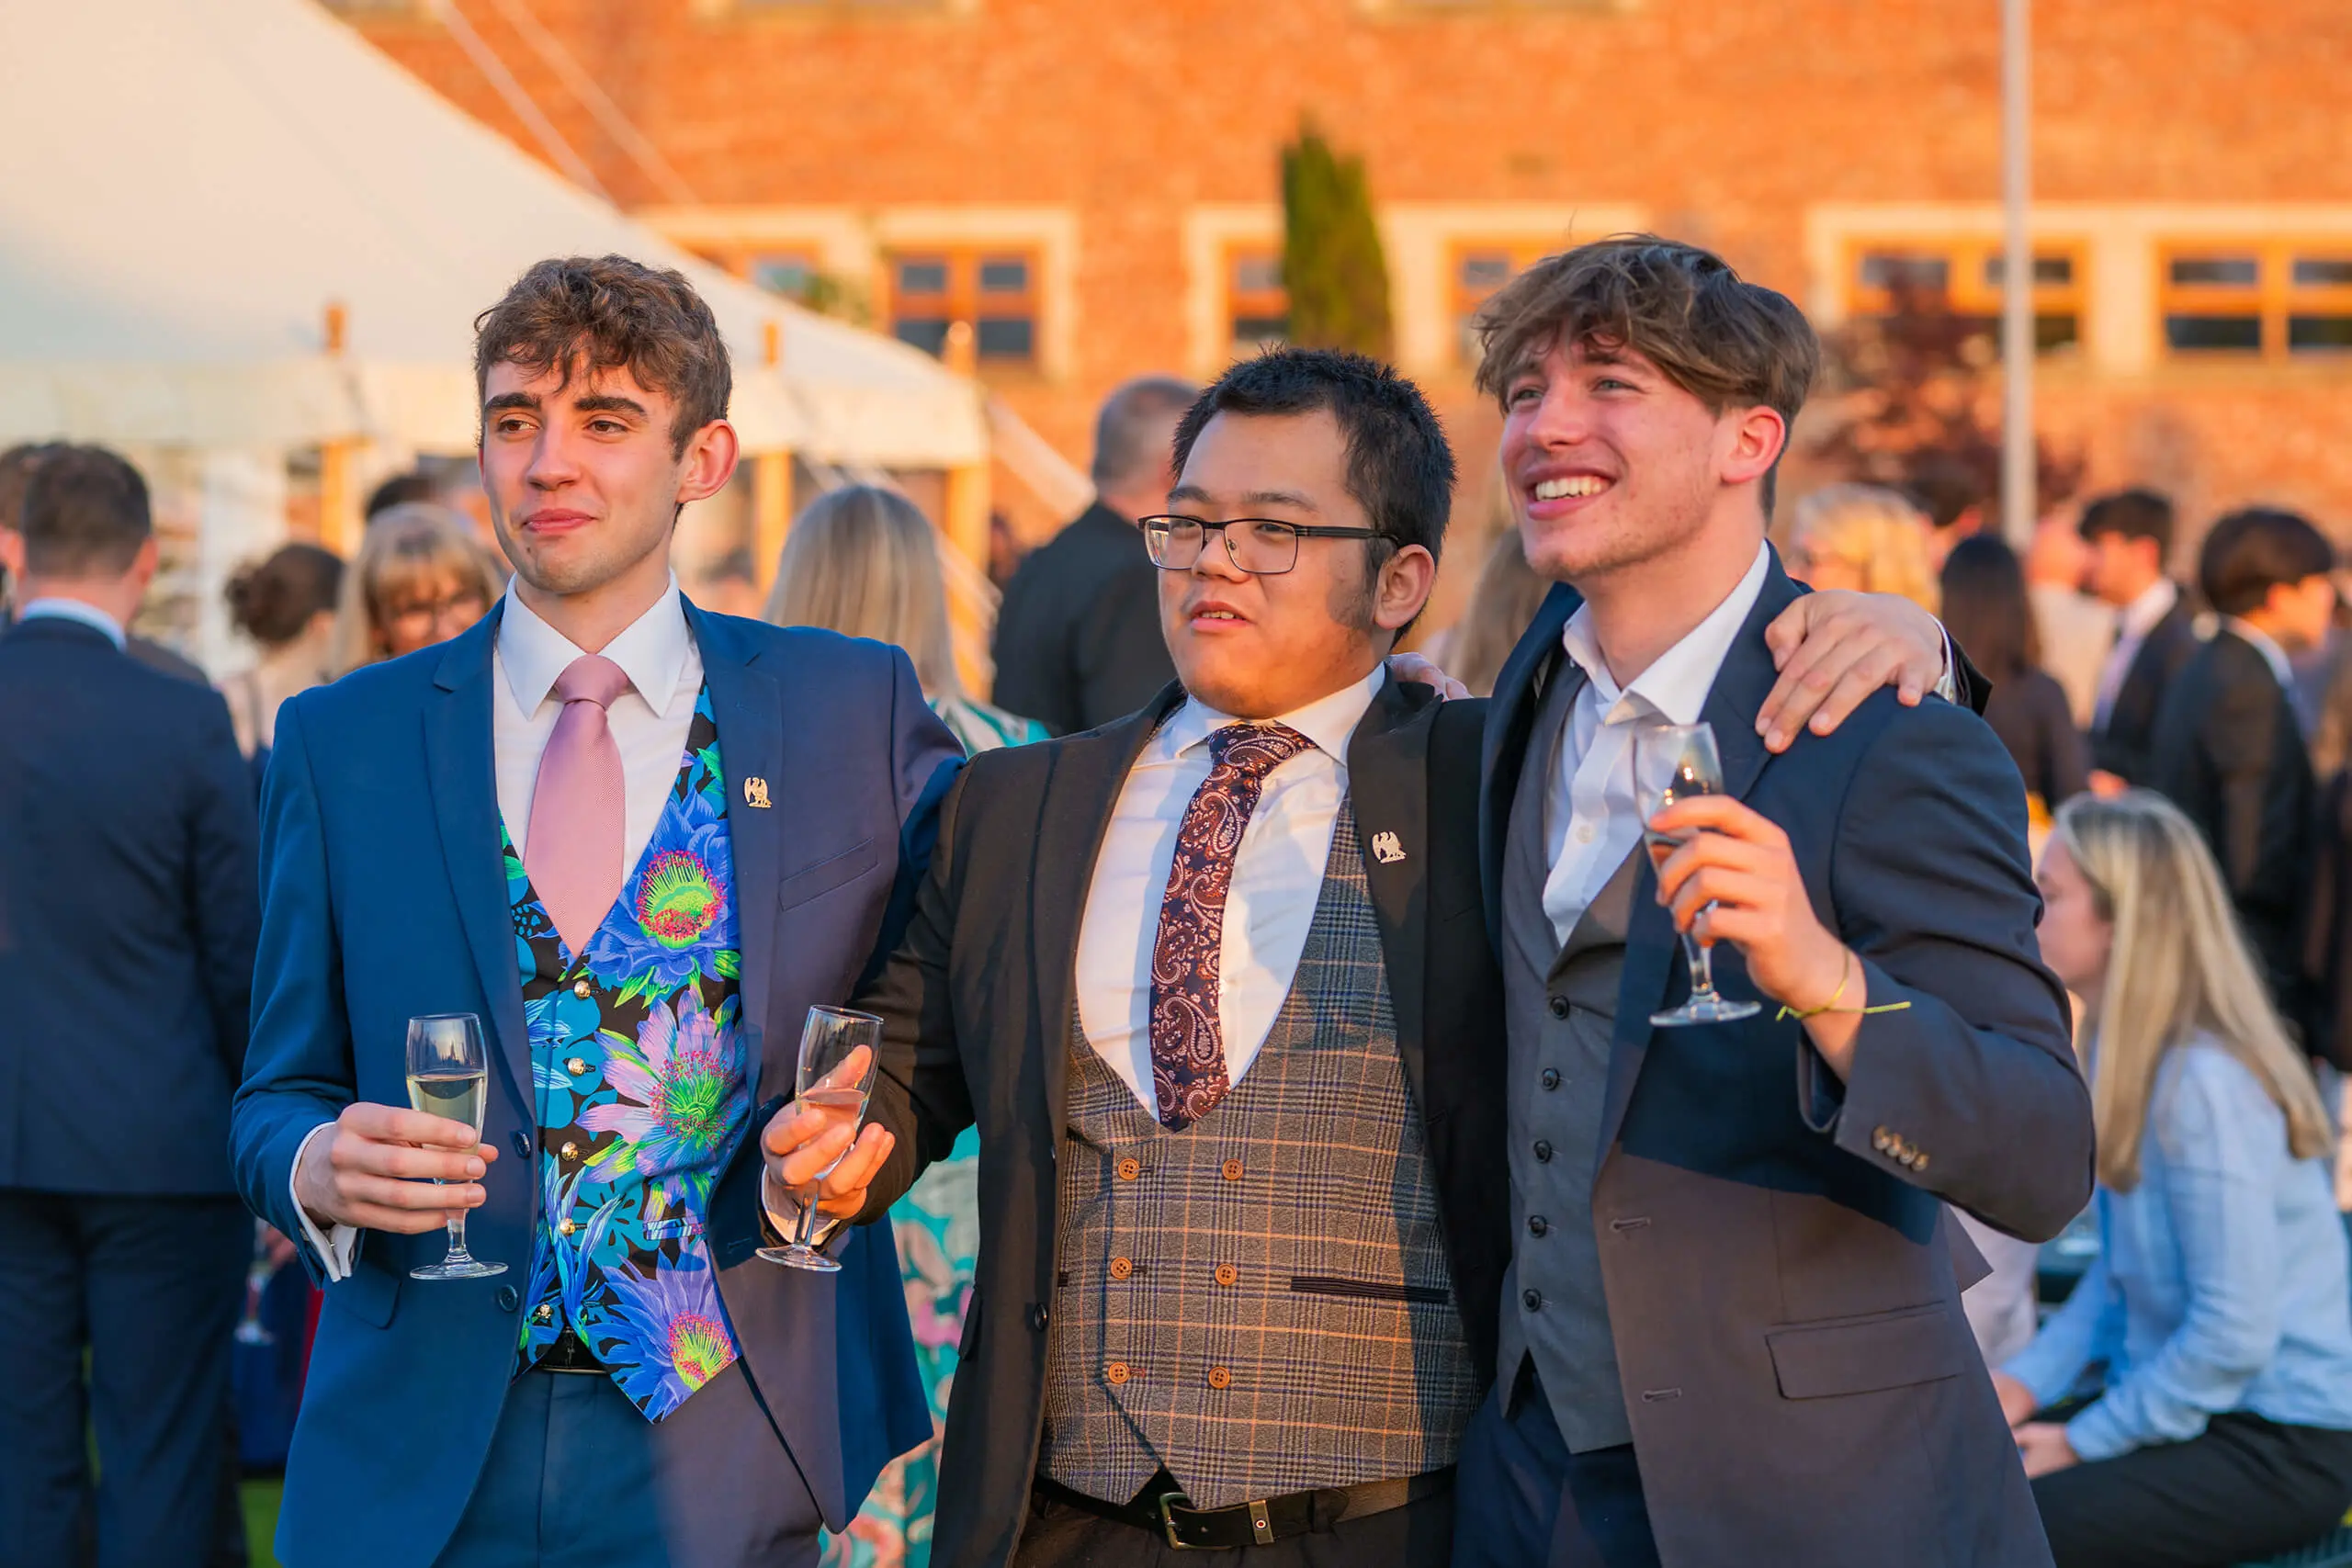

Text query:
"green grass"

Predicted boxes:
[[240, 1478, 282, 1568]]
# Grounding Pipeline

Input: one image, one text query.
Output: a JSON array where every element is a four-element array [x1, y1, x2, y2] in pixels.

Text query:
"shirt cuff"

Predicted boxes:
[[290, 1121, 360, 1282], [2063, 1397, 2133, 1464], [761, 1168, 848, 1254], [1935, 628, 1960, 704]]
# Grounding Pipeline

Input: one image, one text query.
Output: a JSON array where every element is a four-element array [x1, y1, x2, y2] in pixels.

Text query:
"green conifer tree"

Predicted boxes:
[[1281, 122, 1394, 359]]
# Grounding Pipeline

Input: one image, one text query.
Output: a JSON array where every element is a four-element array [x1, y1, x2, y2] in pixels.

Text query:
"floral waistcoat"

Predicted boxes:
[[505, 685, 751, 1421]]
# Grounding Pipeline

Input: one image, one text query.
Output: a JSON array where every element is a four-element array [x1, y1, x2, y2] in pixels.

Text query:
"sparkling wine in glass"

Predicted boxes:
[[405, 1012, 506, 1280], [758, 1006, 883, 1272], [233, 1218, 276, 1347], [1637, 723, 1763, 1028]]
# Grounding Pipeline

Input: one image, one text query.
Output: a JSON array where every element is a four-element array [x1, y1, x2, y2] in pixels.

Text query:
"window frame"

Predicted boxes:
[[1223, 242, 1289, 358], [1447, 238, 1557, 367], [1841, 236, 2087, 355], [2157, 239, 2352, 360], [882, 245, 1044, 369]]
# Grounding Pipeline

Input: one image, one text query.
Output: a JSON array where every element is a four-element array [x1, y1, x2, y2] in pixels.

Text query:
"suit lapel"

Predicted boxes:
[[1482, 581, 1581, 945], [1600, 557, 1803, 1156], [423, 610, 533, 1119], [1031, 687, 1185, 1138], [1346, 679, 1436, 1112], [688, 604, 793, 1105]]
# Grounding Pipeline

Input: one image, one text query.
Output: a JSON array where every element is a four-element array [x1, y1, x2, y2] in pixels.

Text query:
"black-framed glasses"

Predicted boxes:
[[1137, 514, 1389, 576]]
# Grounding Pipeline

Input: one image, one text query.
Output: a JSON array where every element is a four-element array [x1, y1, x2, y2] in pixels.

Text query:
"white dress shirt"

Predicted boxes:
[[295, 581, 703, 1277], [1540, 544, 1772, 946], [1073, 666, 1386, 1110], [17, 596, 127, 648], [2091, 578, 2180, 731]]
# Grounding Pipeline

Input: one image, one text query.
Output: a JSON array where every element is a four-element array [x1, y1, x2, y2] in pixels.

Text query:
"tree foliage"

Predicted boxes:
[[1281, 122, 1394, 360]]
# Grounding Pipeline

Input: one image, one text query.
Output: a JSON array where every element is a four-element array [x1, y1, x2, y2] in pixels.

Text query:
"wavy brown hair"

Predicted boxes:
[[473, 255, 731, 456]]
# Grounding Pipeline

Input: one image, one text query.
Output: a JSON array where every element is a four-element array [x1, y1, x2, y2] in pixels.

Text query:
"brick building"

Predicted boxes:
[[328, 0, 2352, 592]]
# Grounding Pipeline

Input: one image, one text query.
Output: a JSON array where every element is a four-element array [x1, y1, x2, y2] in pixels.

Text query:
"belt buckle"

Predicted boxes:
[[1153, 1491, 1201, 1551]]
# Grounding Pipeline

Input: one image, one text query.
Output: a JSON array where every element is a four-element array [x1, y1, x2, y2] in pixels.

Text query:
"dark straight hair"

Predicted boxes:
[[2199, 506, 2335, 617], [1939, 534, 2041, 682]]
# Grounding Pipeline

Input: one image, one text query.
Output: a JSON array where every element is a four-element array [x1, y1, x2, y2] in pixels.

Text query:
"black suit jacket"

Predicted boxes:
[[2149, 626, 2317, 1019], [859, 676, 1510, 1568], [990, 502, 1178, 735], [1481, 560, 2089, 1568], [2090, 592, 2197, 784], [0, 615, 259, 1194]]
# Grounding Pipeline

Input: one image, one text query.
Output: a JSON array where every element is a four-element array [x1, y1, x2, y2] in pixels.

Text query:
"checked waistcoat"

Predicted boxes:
[[505, 684, 752, 1422], [1041, 799, 1479, 1510]]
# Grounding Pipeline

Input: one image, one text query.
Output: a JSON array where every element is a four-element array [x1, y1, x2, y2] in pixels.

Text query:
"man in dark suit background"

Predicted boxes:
[[1, 442, 210, 685], [1454, 236, 2093, 1568], [2150, 506, 2335, 1024], [2080, 488, 2197, 793], [991, 376, 1196, 734], [0, 445, 262, 1568]]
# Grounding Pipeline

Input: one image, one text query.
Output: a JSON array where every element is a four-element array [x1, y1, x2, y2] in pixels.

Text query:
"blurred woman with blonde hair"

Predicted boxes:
[[1992, 790, 2352, 1568], [763, 483, 1045, 754], [1777, 482, 1940, 610], [329, 502, 504, 674]]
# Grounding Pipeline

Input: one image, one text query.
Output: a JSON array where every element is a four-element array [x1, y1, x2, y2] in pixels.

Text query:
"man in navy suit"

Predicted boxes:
[[232, 256, 954, 1567], [0, 445, 262, 1568], [1452, 237, 2094, 1568]]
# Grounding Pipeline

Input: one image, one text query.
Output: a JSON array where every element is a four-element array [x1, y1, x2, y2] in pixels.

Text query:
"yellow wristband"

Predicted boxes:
[[1775, 949, 1914, 1022]]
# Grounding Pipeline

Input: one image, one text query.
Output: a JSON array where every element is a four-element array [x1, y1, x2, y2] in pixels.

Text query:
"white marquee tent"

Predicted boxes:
[[0, 0, 987, 466]]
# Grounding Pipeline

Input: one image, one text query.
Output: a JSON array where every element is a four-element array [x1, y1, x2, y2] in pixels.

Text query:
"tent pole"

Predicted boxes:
[[320, 301, 360, 556], [752, 321, 794, 594], [938, 320, 993, 694]]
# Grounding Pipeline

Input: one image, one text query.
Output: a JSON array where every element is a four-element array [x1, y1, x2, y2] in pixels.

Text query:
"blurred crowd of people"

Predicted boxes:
[[7, 355, 2352, 1568]]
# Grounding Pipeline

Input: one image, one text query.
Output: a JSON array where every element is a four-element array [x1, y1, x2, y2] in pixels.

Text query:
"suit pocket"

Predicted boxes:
[[775, 836, 879, 911], [1766, 1303, 1962, 1399], [1288, 1275, 1453, 1306]]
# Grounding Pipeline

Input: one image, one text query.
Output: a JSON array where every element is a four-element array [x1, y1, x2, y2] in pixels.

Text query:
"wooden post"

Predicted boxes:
[[752, 320, 794, 593], [318, 301, 360, 556], [938, 321, 990, 573]]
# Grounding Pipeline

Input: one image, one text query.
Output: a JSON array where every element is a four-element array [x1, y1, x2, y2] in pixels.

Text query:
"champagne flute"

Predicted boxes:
[[1636, 723, 1764, 1028], [758, 1006, 883, 1272], [232, 1218, 276, 1347], [404, 1012, 506, 1280]]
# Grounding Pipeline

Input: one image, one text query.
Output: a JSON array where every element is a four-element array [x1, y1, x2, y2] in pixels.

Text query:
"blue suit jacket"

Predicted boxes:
[[232, 602, 956, 1567], [1478, 555, 2094, 1568], [0, 615, 258, 1195]]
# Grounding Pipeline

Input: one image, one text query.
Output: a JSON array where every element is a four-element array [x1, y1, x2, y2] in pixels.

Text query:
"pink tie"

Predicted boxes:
[[525, 654, 632, 955]]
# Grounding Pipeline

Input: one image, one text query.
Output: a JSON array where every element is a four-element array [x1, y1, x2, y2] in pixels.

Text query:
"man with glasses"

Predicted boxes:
[[797, 345, 1957, 1568]]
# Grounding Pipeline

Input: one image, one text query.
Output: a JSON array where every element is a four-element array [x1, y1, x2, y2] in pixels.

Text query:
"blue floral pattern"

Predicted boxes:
[[508, 686, 749, 1421]]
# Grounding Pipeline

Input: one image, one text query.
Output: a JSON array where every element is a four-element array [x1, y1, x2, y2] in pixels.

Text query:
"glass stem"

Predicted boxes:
[[1682, 903, 1723, 1001], [441, 1180, 470, 1260], [792, 1189, 820, 1253]]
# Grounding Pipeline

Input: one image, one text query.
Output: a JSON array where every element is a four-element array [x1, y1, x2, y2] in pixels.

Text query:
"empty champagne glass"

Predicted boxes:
[[1636, 723, 1764, 1028], [758, 1006, 883, 1272], [405, 1012, 505, 1280]]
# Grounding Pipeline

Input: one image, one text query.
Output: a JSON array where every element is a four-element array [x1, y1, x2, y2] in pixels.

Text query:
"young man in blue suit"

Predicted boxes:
[[232, 255, 955, 1568], [0, 446, 261, 1568], [1453, 237, 2095, 1568]]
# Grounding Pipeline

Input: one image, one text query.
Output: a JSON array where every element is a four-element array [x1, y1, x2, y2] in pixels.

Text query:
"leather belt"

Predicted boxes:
[[533, 1327, 605, 1375], [1033, 1468, 1453, 1551]]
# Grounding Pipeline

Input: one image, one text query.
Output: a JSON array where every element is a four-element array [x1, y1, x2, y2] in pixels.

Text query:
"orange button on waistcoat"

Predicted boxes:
[[1221, 1160, 1244, 1181], [1109, 1257, 1134, 1280], [1207, 1366, 1232, 1390], [1116, 1157, 1142, 1182], [1214, 1264, 1238, 1287], [1106, 1361, 1132, 1385]]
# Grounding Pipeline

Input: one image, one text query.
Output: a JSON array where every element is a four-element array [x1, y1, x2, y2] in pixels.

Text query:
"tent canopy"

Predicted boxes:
[[0, 0, 985, 466]]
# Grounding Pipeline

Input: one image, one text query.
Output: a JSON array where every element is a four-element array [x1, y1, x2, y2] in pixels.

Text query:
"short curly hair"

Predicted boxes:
[[473, 255, 731, 455]]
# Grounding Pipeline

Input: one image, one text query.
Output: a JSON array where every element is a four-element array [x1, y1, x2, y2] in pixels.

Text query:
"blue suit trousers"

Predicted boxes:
[[1453, 1359, 1661, 1568]]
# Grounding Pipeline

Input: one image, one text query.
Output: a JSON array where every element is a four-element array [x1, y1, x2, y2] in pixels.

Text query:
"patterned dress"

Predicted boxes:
[[819, 694, 1041, 1568]]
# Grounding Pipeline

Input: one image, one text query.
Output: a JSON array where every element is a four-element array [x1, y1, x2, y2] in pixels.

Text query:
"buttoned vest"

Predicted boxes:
[[1040, 801, 1479, 1510], [506, 685, 752, 1421], [1499, 657, 1643, 1452]]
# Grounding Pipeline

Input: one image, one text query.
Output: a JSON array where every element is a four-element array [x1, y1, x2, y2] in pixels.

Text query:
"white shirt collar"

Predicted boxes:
[[2119, 578, 2179, 640], [1154, 664, 1388, 768], [18, 596, 126, 649], [498, 575, 693, 718], [1559, 541, 1771, 727], [2222, 616, 2296, 689]]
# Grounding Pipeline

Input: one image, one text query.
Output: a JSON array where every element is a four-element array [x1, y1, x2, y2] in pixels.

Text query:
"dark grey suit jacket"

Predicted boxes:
[[2090, 591, 2197, 785], [989, 502, 1177, 735], [859, 675, 1511, 1568], [1481, 556, 2094, 1568]]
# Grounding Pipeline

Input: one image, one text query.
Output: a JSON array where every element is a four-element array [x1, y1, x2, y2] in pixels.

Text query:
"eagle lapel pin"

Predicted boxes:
[[743, 776, 772, 810], [1371, 830, 1407, 864]]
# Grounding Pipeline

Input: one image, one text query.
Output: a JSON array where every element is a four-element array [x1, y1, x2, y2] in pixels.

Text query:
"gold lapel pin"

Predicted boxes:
[[1372, 830, 1407, 864], [743, 776, 772, 810]]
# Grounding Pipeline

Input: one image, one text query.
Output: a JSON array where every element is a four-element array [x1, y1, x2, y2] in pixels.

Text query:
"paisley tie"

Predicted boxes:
[[1148, 722, 1314, 1130]]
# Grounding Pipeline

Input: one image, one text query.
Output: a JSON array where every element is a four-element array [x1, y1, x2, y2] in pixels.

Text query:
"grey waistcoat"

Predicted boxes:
[[1040, 801, 1480, 1508], [1498, 656, 1643, 1453]]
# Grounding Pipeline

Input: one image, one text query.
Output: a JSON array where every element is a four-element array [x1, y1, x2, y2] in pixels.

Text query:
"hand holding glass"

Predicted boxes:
[[404, 1012, 506, 1280], [758, 1006, 883, 1272], [1637, 723, 1763, 1027]]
